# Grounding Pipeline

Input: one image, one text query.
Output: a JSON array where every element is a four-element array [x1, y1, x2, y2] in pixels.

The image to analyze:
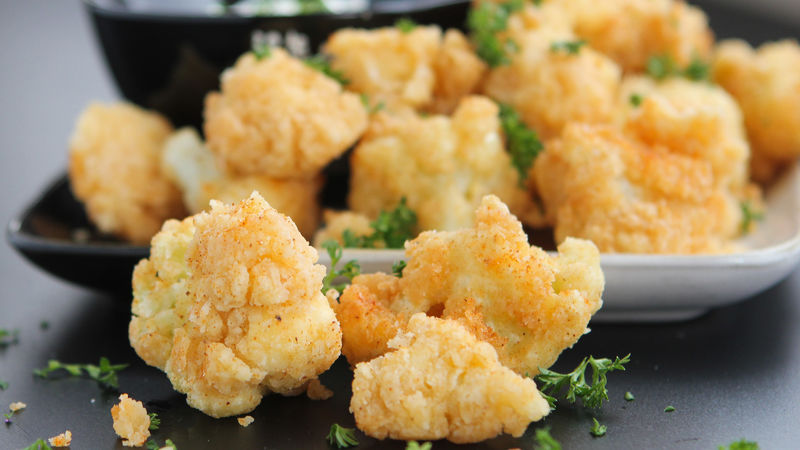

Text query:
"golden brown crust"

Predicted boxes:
[[111, 394, 151, 447]]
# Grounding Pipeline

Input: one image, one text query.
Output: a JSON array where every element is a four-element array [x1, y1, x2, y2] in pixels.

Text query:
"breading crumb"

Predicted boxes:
[[111, 394, 151, 447], [9, 402, 26, 412], [48, 430, 72, 447], [306, 378, 334, 401], [237, 415, 255, 427]]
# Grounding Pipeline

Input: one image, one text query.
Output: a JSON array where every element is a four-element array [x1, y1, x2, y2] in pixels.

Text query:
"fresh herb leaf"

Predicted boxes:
[[34, 358, 128, 389], [590, 417, 607, 437], [646, 54, 710, 82], [467, 0, 525, 67], [629, 93, 643, 107], [147, 439, 177, 450], [252, 42, 271, 60], [321, 241, 361, 295], [22, 439, 52, 450], [396, 17, 417, 33], [342, 199, 418, 249], [664, 405, 675, 412], [149, 412, 161, 430], [406, 441, 432, 450], [718, 439, 759, 450], [359, 93, 385, 114], [683, 57, 711, 81], [550, 40, 587, 55], [392, 260, 407, 278], [146, 441, 160, 450], [0, 328, 19, 347], [740, 201, 764, 234], [326, 423, 359, 448], [40, 321, 49, 330], [533, 427, 561, 450], [535, 354, 630, 409], [165, 439, 178, 449], [305, 54, 349, 85], [499, 104, 543, 186], [298, 0, 330, 14], [0, 379, 8, 390], [624, 391, 635, 401]]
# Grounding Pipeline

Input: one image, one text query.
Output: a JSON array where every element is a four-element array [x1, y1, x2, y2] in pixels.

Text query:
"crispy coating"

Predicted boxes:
[[713, 39, 800, 184], [335, 195, 603, 376], [619, 76, 751, 191], [306, 378, 334, 400], [48, 430, 72, 447], [483, 15, 621, 140], [350, 314, 550, 443], [204, 48, 367, 178], [129, 192, 342, 417], [429, 30, 488, 114], [348, 96, 539, 231], [68, 102, 186, 244], [535, 123, 740, 253], [555, 0, 713, 73], [162, 128, 322, 238], [237, 416, 255, 427], [312, 210, 374, 248], [111, 394, 151, 447]]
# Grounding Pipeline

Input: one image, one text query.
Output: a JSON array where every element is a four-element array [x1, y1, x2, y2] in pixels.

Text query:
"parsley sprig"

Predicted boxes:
[[646, 54, 710, 82], [34, 357, 128, 389], [0, 328, 19, 348], [740, 201, 764, 234], [22, 439, 51, 450], [396, 17, 417, 33], [718, 439, 759, 450], [590, 417, 607, 437], [550, 40, 587, 55], [342, 199, 418, 249], [149, 412, 161, 430], [499, 104, 544, 186], [326, 423, 359, 448], [392, 260, 407, 278], [533, 427, 561, 450], [467, 0, 525, 67], [321, 241, 361, 295], [252, 42, 271, 60], [305, 54, 349, 85], [406, 441, 432, 450], [0, 379, 8, 390], [535, 354, 630, 409], [146, 438, 177, 450]]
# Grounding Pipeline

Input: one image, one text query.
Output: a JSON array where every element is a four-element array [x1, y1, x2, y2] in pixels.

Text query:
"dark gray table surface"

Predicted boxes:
[[1, 1, 799, 449]]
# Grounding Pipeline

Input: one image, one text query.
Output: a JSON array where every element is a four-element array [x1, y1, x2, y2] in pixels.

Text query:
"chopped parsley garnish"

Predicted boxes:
[[499, 104, 544, 186], [664, 405, 675, 412], [718, 439, 760, 450], [33, 357, 128, 390], [326, 423, 359, 448], [147, 439, 178, 450], [624, 391, 635, 401], [342, 198, 418, 249], [629, 93, 644, 107], [550, 40, 587, 55], [40, 321, 49, 330], [0, 379, 8, 390], [252, 42, 271, 60], [298, 0, 330, 14], [646, 54, 710, 82], [0, 328, 19, 348], [467, 0, 525, 67], [359, 93, 385, 114], [396, 17, 417, 33], [533, 426, 561, 450], [22, 439, 52, 450], [590, 417, 607, 437], [740, 201, 764, 234], [321, 241, 361, 295], [392, 260, 407, 278], [535, 354, 630, 409], [406, 442, 432, 450], [149, 412, 161, 430], [305, 54, 349, 85]]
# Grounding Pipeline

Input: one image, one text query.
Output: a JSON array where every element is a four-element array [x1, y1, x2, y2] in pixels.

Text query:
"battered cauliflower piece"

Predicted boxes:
[[130, 192, 342, 417], [429, 29, 488, 114], [237, 416, 254, 427], [554, 0, 713, 73], [68, 102, 186, 244], [204, 48, 367, 178], [713, 39, 800, 184], [350, 313, 550, 443], [619, 76, 751, 191], [162, 128, 322, 238], [535, 123, 740, 253], [111, 394, 151, 447], [348, 96, 539, 232], [48, 430, 72, 447], [312, 210, 374, 248], [483, 14, 621, 140], [335, 195, 604, 376]]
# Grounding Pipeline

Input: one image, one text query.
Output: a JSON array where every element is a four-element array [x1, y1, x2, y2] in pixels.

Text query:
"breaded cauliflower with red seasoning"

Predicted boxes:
[[335, 195, 604, 376], [162, 128, 322, 238], [535, 123, 740, 253], [129, 192, 342, 417], [68, 102, 186, 244], [713, 39, 800, 184], [204, 48, 367, 178], [348, 96, 539, 232], [554, 0, 713, 73], [350, 313, 550, 443]]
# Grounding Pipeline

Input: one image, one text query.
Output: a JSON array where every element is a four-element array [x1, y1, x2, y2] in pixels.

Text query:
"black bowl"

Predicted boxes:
[[85, 0, 471, 129]]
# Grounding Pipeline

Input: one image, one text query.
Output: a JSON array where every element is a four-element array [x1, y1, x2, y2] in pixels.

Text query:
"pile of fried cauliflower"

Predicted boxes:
[[61, 0, 800, 445]]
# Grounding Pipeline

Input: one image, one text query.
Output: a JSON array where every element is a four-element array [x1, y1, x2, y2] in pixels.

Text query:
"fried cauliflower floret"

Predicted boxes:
[[111, 394, 151, 447], [619, 76, 751, 191], [335, 195, 603, 376], [535, 123, 740, 253], [204, 48, 367, 178], [350, 314, 550, 443], [129, 192, 342, 417], [312, 210, 374, 248], [429, 30, 488, 114], [162, 128, 322, 237], [237, 416, 254, 427], [713, 39, 800, 184], [555, 0, 713, 73], [68, 102, 186, 244], [48, 430, 72, 447], [483, 21, 621, 140], [348, 96, 538, 231]]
